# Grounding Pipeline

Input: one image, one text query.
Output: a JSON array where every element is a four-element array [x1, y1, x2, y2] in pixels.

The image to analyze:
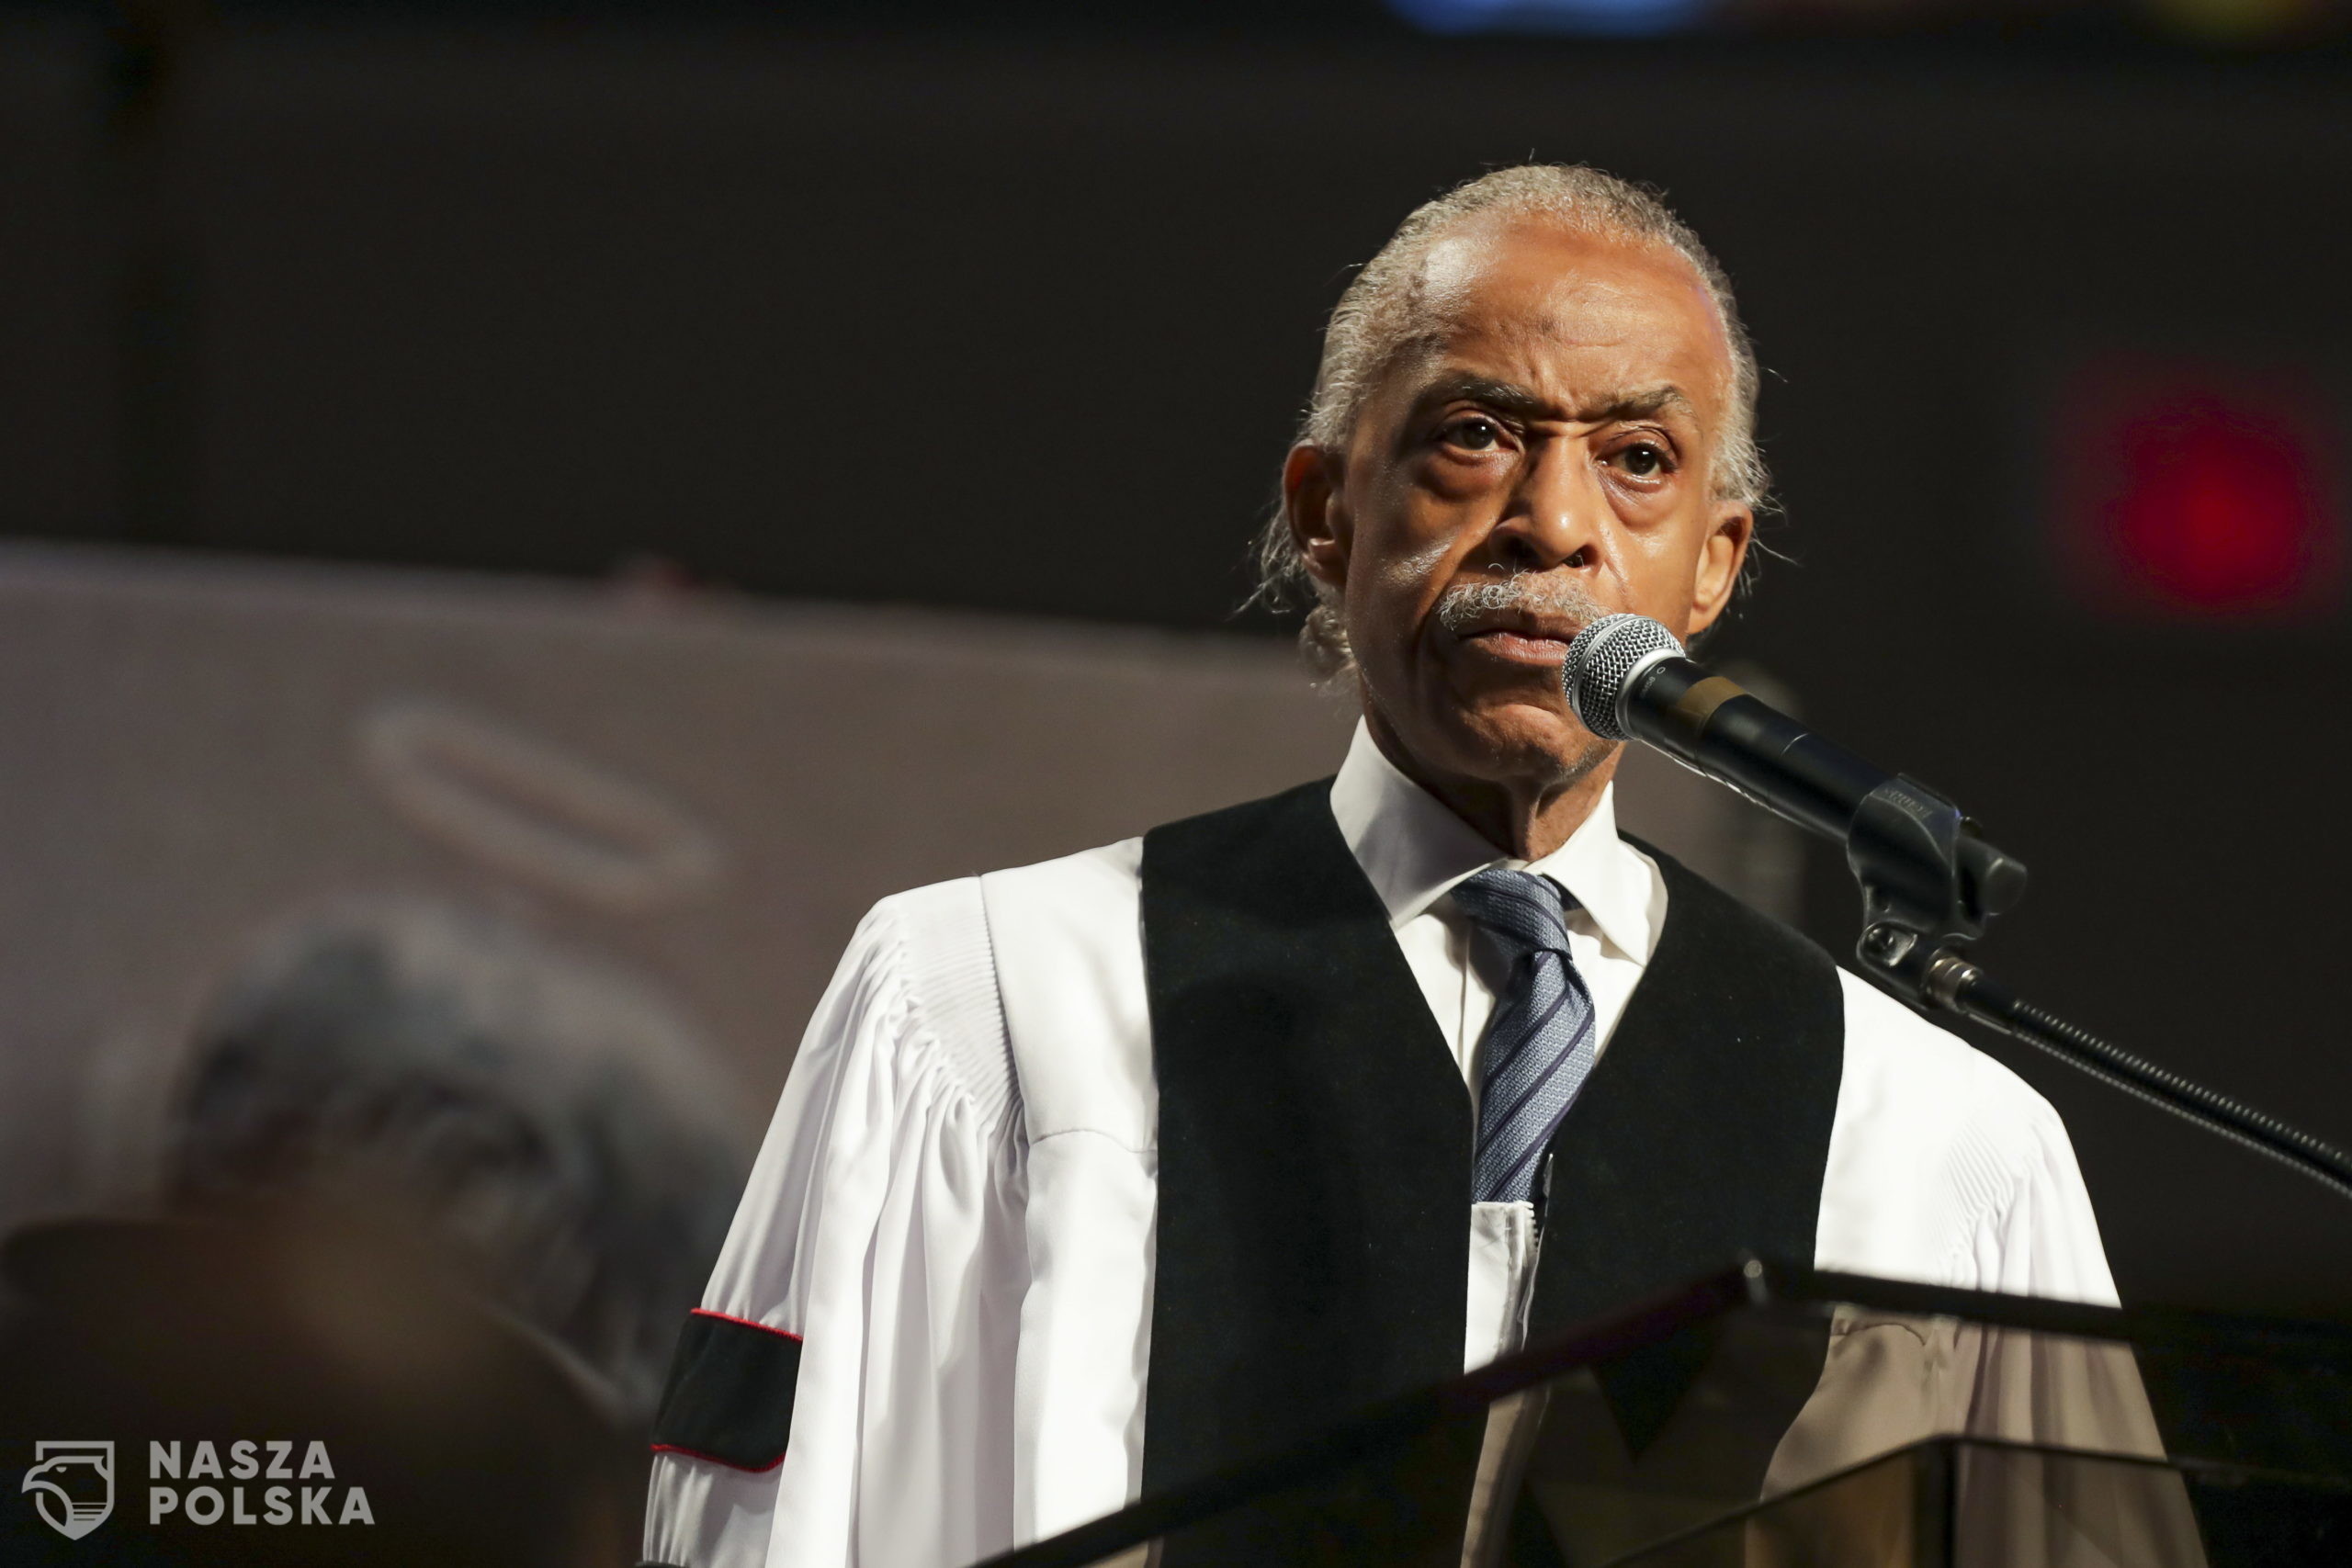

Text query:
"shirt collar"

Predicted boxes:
[[1329, 718, 1654, 961]]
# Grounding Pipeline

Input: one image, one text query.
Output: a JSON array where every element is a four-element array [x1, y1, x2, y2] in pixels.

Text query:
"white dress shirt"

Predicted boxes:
[[1333, 722, 1664, 1094], [643, 723, 2120, 1568]]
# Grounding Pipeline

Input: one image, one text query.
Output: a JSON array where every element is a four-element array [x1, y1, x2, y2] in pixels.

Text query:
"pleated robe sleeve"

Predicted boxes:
[[642, 879, 1028, 1568]]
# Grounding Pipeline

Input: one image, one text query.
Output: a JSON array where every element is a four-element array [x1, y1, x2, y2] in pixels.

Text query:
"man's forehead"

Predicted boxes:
[[1394, 222, 1733, 413]]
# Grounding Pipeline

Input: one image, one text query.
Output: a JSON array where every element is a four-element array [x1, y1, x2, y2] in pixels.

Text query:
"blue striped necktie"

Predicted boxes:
[[1450, 867, 1600, 1206]]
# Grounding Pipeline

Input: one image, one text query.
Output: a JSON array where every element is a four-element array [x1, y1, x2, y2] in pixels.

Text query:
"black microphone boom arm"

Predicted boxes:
[[1615, 653, 2030, 991], [1567, 614, 2352, 1209]]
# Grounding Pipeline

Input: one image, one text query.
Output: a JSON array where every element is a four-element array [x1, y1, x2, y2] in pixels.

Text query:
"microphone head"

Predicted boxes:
[[1564, 614, 1686, 741]]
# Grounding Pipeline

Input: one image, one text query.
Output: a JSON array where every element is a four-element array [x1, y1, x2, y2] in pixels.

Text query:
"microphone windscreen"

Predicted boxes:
[[1563, 615, 1684, 741]]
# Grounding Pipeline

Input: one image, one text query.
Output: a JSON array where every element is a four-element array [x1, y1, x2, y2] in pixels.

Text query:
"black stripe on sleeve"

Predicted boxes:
[[649, 1308, 804, 1472]]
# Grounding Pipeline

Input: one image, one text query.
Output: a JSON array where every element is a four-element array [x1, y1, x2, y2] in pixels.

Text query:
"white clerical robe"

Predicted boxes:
[[643, 725, 2119, 1568]]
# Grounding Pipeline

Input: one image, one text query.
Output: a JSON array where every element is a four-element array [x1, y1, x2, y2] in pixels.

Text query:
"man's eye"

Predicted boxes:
[[1443, 417, 1504, 452], [1614, 442, 1669, 478]]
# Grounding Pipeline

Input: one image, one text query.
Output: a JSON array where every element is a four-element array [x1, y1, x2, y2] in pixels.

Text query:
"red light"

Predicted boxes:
[[2054, 357, 2344, 621]]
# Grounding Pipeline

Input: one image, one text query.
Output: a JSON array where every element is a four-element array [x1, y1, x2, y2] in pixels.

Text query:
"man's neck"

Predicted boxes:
[[1363, 711, 1618, 862]]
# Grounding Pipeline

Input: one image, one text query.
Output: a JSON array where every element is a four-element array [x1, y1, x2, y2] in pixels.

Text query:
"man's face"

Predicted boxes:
[[1288, 219, 1752, 794]]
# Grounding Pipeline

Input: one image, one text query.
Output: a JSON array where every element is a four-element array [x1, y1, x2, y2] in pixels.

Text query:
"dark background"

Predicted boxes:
[[6, 0, 2351, 1321]]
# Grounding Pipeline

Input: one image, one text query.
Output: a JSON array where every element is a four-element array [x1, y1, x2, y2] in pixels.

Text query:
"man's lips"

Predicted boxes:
[[1454, 616, 1583, 665], [1464, 628, 1572, 664]]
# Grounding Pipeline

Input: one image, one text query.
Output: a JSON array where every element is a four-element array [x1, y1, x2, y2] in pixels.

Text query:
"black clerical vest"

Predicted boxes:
[[1137, 777, 1846, 1507]]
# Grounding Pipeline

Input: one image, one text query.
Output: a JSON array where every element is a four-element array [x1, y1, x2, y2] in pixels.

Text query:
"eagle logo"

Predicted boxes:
[[22, 1441, 114, 1540]]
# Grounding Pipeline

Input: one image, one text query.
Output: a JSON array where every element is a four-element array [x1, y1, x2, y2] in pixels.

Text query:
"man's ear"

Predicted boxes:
[[1282, 444, 1351, 592], [1684, 501, 1753, 639]]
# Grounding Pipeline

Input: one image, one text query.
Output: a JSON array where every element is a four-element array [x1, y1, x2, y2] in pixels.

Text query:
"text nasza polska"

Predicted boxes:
[[147, 1441, 373, 1526]]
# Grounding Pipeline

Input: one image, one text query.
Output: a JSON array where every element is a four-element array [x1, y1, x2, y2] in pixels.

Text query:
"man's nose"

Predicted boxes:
[[1492, 441, 1604, 572]]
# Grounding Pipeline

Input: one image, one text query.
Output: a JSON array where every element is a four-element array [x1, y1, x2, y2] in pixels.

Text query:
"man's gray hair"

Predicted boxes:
[[1252, 164, 1770, 677]]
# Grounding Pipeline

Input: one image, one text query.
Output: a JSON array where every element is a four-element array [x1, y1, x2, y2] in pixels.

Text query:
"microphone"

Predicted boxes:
[[1561, 614, 2028, 933]]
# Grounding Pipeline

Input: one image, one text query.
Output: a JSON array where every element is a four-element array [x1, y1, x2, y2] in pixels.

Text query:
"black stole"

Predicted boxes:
[[1137, 778, 1845, 1507]]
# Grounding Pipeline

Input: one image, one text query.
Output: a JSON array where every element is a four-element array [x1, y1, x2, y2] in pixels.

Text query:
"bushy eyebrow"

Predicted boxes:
[[1416, 372, 1694, 425]]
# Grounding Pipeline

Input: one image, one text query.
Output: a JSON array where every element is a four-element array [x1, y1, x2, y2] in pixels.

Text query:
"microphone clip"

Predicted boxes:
[[1847, 777, 2030, 1009]]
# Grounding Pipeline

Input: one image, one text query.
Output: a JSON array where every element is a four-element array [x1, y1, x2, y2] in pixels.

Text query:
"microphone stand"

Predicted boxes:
[[1843, 776, 2352, 1207]]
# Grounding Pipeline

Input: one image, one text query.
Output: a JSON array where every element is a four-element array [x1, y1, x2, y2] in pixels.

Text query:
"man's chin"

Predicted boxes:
[[1430, 698, 1612, 785]]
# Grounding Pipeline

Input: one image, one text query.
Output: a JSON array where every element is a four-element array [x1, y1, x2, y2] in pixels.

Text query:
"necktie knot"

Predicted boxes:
[[1449, 867, 1576, 963]]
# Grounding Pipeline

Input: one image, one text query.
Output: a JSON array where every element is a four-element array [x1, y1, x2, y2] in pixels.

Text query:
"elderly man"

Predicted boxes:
[[640, 165, 2116, 1568]]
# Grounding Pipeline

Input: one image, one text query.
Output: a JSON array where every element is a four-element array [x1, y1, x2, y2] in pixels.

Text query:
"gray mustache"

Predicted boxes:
[[1433, 574, 1607, 635]]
